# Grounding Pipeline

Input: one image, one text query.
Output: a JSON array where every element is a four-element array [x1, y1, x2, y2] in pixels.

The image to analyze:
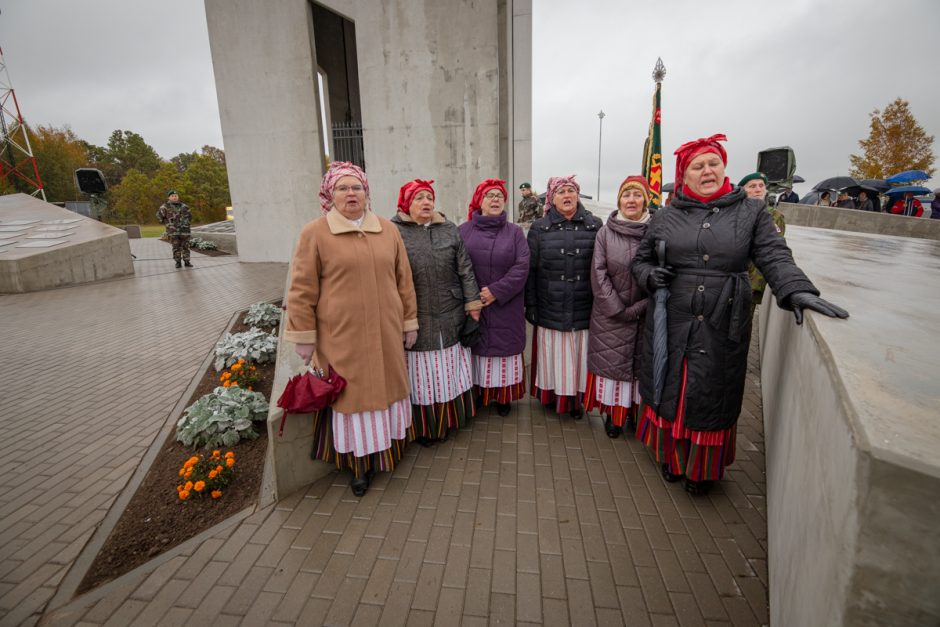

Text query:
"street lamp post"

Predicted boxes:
[[597, 109, 605, 202]]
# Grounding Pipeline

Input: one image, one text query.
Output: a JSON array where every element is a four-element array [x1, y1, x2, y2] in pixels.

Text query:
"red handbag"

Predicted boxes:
[[277, 365, 347, 435]]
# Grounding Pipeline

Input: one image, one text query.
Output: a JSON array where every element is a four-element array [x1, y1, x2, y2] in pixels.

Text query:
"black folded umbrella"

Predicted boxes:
[[652, 240, 670, 406], [859, 178, 891, 192]]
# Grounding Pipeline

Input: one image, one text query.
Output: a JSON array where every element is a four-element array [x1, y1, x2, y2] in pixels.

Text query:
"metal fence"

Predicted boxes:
[[332, 121, 365, 169]]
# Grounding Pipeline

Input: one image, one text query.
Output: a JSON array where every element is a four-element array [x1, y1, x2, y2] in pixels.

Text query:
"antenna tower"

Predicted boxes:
[[0, 45, 45, 201]]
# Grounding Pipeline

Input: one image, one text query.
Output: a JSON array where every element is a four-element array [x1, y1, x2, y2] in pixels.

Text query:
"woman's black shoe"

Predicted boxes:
[[350, 476, 369, 497], [415, 436, 435, 448], [684, 479, 714, 495], [496, 402, 511, 416], [569, 407, 583, 419], [626, 407, 637, 433], [661, 463, 683, 483], [604, 415, 621, 439]]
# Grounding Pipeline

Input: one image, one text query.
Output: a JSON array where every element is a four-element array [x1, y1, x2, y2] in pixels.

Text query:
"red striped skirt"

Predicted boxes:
[[530, 327, 589, 413], [635, 359, 736, 481], [473, 354, 526, 407], [583, 371, 641, 427]]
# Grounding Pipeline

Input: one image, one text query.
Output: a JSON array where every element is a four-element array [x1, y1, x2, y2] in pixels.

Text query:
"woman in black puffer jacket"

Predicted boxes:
[[632, 134, 848, 495], [525, 175, 603, 418]]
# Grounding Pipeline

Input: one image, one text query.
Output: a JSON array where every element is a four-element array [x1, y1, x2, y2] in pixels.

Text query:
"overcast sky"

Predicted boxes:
[[1, 0, 937, 200]]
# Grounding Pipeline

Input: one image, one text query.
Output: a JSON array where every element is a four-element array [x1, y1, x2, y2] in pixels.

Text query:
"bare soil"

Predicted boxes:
[[77, 310, 281, 593]]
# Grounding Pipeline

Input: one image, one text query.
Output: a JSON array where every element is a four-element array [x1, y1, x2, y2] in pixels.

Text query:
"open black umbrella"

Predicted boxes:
[[651, 240, 670, 406], [661, 182, 675, 193], [859, 178, 890, 192], [792, 175, 805, 184], [812, 176, 859, 192]]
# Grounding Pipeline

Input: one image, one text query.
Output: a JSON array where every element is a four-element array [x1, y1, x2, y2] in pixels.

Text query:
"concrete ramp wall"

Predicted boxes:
[[760, 226, 940, 625], [777, 202, 940, 241]]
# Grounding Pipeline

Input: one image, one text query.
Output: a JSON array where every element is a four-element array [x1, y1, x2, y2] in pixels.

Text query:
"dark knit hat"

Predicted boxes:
[[737, 172, 768, 187], [519, 182, 531, 189], [167, 190, 178, 197]]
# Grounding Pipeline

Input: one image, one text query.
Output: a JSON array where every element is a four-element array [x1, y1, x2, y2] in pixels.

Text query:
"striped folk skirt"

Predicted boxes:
[[311, 397, 414, 479], [636, 359, 736, 481], [472, 353, 526, 407], [407, 341, 476, 438], [583, 371, 641, 427], [530, 327, 589, 414]]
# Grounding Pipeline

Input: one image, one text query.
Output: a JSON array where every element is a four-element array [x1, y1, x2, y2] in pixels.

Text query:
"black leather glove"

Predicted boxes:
[[788, 292, 849, 325], [647, 266, 676, 292]]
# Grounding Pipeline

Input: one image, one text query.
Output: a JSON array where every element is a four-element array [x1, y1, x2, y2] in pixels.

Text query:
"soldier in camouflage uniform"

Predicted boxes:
[[517, 182, 541, 224], [739, 173, 786, 316], [156, 190, 193, 268]]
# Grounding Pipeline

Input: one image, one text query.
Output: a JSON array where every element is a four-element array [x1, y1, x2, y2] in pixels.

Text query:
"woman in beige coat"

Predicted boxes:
[[285, 161, 419, 496]]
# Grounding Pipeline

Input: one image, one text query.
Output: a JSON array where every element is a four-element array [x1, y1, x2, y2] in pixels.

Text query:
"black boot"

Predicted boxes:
[[661, 463, 683, 483], [175, 260, 182, 268], [626, 406, 637, 432], [684, 479, 714, 496], [604, 414, 621, 439], [568, 404, 583, 419], [496, 402, 511, 417], [184, 260, 193, 267]]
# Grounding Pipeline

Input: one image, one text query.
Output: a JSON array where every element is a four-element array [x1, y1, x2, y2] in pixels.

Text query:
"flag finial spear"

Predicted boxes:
[[652, 57, 666, 83]]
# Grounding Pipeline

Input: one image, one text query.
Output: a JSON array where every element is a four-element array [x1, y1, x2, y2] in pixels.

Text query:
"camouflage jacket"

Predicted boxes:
[[156, 202, 192, 235], [748, 206, 786, 302], [517, 195, 542, 223]]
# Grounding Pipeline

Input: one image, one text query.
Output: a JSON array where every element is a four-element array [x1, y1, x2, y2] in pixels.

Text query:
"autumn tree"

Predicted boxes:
[[108, 163, 182, 224], [849, 98, 935, 180], [28, 125, 90, 202], [86, 130, 162, 186], [179, 149, 230, 223]]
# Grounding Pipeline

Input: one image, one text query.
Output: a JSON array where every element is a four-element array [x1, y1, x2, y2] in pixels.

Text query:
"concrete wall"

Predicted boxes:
[[777, 202, 940, 241], [204, 0, 326, 263], [204, 0, 530, 262], [760, 226, 940, 626]]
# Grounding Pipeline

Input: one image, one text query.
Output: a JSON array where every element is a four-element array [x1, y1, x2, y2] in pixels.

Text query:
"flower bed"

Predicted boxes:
[[78, 303, 280, 593]]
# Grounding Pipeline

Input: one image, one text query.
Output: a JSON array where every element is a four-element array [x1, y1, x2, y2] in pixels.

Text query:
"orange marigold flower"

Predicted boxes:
[[178, 468, 185, 477], [179, 490, 190, 501], [223, 381, 231, 387], [185, 469, 193, 478], [208, 470, 218, 479], [225, 452, 235, 459], [184, 481, 193, 491], [211, 490, 223, 499], [231, 363, 241, 371], [212, 450, 220, 457], [216, 465, 224, 473], [194, 481, 206, 492], [188, 456, 200, 465], [226, 458, 235, 468]]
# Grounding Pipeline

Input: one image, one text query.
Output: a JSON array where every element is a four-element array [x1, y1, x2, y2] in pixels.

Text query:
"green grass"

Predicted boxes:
[[139, 225, 165, 238]]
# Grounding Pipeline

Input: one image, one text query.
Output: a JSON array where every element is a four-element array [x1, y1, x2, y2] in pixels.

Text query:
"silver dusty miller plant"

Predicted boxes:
[[176, 386, 269, 448], [214, 327, 278, 371], [243, 302, 282, 328]]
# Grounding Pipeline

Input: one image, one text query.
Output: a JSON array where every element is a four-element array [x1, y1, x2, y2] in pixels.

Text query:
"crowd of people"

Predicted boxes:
[[284, 133, 849, 497]]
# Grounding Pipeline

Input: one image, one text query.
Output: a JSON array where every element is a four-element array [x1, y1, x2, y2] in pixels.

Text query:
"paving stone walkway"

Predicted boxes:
[[0, 240, 286, 627], [2, 238, 769, 626]]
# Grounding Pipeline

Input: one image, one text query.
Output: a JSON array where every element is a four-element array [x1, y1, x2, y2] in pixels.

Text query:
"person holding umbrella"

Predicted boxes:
[[888, 191, 925, 217], [583, 176, 652, 438], [632, 134, 849, 495], [931, 190, 940, 219]]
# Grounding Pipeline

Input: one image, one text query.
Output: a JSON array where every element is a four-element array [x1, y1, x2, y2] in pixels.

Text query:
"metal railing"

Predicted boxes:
[[332, 121, 365, 169]]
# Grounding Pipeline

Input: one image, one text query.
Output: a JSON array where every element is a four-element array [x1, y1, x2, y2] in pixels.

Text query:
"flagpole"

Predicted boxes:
[[597, 110, 605, 202], [643, 58, 666, 208]]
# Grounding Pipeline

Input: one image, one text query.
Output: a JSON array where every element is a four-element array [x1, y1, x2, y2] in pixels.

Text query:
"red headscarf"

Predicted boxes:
[[318, 161, 370, 215], [673, 133, 730, 199], [397, 179, 435, 214], [544, 175, 580, 213], [467, 178, 507, 221]]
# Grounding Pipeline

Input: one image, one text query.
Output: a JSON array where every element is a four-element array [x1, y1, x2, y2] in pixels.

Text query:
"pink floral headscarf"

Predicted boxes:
[[544, 175, 580, 213], [318, 161, 370, 215]]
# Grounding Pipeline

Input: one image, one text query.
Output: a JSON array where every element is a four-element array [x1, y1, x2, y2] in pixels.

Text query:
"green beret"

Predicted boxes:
[[519, 182, 531, 189], [737, 172, 768, 187], [167, 190, 178, 197]]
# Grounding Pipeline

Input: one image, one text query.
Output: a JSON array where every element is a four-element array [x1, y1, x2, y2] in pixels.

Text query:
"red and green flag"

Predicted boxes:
[[642, 80, 663, 208]]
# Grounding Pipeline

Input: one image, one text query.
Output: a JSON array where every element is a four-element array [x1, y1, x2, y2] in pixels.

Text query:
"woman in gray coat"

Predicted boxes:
[[392, 179, 482, 445], [584, 176, 651, 438]]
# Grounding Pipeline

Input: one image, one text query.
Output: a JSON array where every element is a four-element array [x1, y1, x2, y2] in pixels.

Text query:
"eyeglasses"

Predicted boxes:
[[334, 185, 364, 194], [483, 191, 505, 200]]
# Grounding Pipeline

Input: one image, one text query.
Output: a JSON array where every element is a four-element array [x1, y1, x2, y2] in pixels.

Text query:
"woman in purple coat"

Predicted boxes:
[[584, 176, 651, 438], [459, 179, 530, 416]]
